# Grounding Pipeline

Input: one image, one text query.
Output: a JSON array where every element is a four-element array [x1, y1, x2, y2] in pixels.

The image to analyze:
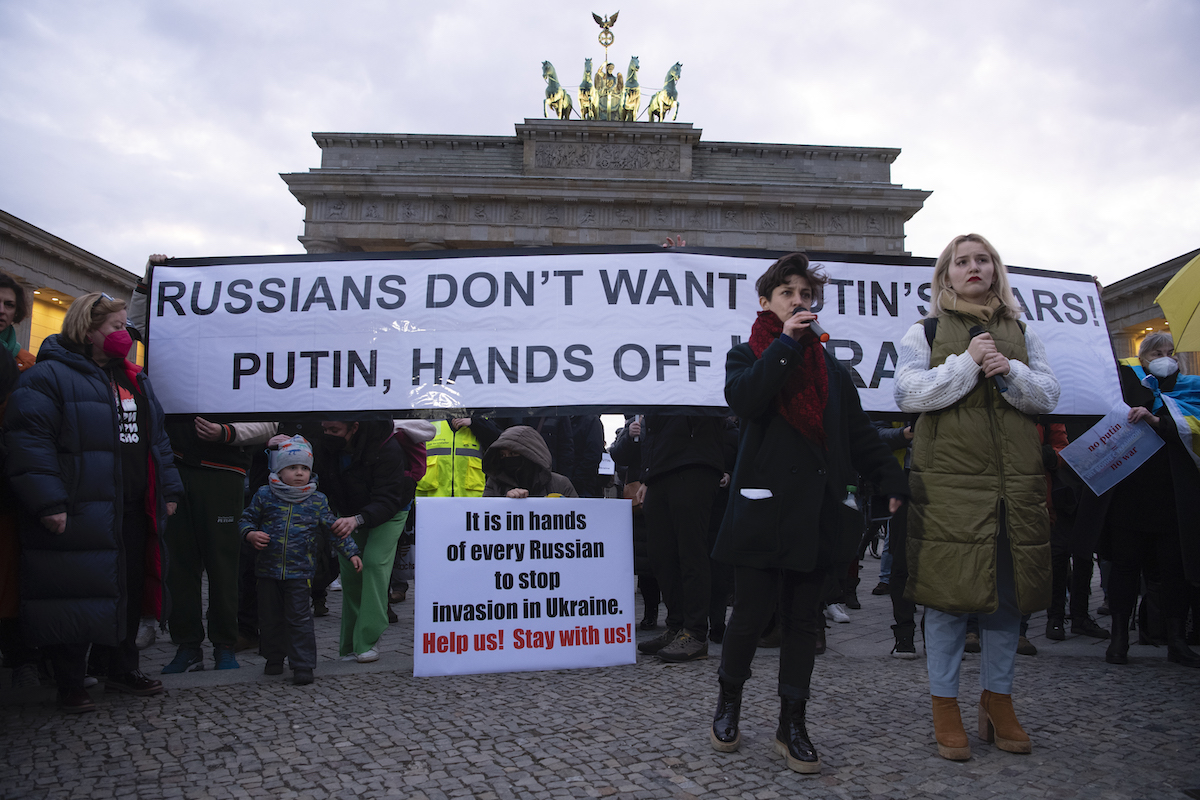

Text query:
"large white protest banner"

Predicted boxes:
[[1059, 408, 1165, 496], [146, 248, 1118, 415], [413, 497, 635, 678]]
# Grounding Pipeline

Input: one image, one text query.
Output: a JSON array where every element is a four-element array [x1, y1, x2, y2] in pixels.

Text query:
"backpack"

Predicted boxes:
[[921, 316, 1025, 348], [391, 420, 435, 483]]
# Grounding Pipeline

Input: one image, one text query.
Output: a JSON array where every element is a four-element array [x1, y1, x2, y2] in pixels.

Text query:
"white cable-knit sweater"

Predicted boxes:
[[892, 321, 1060, 415]]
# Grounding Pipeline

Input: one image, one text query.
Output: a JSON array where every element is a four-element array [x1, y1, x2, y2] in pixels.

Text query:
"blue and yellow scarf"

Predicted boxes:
[[1122, 357, 1200, 469]]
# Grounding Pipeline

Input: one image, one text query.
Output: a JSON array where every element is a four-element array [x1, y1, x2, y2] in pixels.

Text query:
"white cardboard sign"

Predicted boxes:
[[413, 497, 635, 677], [1059, 407, 1165, 495]]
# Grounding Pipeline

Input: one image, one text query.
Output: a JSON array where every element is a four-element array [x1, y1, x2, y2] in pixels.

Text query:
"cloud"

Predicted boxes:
[[0, 0, 1196, 283]]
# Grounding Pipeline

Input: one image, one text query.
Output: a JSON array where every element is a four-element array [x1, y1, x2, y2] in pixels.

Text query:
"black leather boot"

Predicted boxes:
[[1106, 612, 1130, 665], [710, 679, 743, 752], [1166, 618, 1200, 668], [774, 698, 821, 773]]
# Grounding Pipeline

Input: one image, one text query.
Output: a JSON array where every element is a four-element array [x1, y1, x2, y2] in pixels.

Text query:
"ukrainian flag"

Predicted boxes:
[[1122, 357, 1200, 469]]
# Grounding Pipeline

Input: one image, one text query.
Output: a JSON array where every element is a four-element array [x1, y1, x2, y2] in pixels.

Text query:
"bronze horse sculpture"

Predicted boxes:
[[618, 55, 640, 122], [542, 61, 574, 120], [579, 57, 598, 121], [646, 62, 682, 122]]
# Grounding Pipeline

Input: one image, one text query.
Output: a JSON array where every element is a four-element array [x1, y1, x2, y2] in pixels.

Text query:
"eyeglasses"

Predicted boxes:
[[90, 292, 116, 312]]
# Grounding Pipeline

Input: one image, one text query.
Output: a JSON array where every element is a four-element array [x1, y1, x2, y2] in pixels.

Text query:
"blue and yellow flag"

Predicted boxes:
[[1121, 357, 1200, 469]]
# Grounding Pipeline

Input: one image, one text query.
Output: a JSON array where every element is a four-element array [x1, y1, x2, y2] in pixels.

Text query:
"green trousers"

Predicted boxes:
[[164, 464, 245, 648], [338, 510, 408, 657]]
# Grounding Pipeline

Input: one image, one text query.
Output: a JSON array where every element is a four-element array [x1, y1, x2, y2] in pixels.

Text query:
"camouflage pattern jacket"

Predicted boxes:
[[239, 485, 360, 580]]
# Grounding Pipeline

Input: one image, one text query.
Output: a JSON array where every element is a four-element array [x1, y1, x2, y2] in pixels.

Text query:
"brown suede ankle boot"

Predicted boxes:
[[978, 690, 1031, 753], [931, 696, 970, 760]]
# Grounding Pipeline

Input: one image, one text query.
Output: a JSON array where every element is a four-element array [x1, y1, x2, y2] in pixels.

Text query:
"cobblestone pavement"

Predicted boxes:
[[3, 561, 1199, 799]]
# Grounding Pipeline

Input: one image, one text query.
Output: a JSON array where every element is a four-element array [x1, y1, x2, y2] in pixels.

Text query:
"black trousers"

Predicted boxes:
[[643, 466, 719, 635], [237, 537, 259, 639], [1049, 515, 1094, 621], [719, 566, 825, 700], [0, 618, 37, 668], [1108, 525, 1191, 619], [888, 503, 917, 639], [258, 578, 317, 670], [708, 489, 734, 633]]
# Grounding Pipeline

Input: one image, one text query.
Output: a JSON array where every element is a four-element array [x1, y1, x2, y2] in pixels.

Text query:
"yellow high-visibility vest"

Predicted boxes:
[[416, 420, 486, 497]]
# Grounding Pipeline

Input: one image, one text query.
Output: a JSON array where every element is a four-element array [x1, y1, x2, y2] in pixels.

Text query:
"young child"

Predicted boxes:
[[240, 435, 362, 685]]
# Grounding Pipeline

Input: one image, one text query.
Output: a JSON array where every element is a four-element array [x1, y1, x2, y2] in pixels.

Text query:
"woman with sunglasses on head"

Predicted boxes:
[[4, 291, 182, 713]]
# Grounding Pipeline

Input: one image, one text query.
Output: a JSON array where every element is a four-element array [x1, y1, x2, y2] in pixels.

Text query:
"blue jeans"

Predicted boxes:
[[925, 534, 1021, 697]]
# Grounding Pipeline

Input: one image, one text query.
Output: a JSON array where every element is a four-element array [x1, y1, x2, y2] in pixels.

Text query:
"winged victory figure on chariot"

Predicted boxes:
[[541, 11, 682, 123]]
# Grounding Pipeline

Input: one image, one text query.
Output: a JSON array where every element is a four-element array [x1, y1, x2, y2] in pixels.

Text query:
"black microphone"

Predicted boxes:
[[794, 306, 830, 343], [968, 325, 1008, 393]]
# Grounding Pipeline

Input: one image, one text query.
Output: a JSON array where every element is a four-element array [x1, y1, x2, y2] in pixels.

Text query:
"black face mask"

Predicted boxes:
[[498, 454, 524, 474], [322, 433, 347, 453]]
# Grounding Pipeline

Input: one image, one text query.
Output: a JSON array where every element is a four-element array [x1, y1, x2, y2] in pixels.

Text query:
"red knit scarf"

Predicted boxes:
[[748, 310, 828, 447]]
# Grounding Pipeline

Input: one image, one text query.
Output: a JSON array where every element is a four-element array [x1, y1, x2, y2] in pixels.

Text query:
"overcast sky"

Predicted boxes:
[[1, 0, 1196, 287]]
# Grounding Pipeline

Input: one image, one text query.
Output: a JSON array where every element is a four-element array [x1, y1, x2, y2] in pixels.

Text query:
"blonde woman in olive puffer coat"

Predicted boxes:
[[895, 234, 1059, 762]]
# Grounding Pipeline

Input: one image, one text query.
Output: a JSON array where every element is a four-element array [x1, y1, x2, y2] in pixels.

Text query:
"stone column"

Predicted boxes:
[[298, 236, 343, 254], [1109, 331, 1136, 361]]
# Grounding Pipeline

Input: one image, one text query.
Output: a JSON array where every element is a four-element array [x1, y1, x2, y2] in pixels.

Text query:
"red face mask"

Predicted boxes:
[[99, 328, 133, 359]]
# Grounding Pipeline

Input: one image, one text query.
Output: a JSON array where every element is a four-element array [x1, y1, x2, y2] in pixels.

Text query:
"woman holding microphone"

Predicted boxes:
[[894, 234, 1059, 760]]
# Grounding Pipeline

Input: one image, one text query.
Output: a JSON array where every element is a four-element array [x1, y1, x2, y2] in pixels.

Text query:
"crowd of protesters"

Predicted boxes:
[[1, 237, 1197, 780], [0, 270, 610, 705]]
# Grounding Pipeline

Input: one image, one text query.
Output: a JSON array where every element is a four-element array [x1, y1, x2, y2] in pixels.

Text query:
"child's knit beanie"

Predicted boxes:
[[271, 435, 314, 472]]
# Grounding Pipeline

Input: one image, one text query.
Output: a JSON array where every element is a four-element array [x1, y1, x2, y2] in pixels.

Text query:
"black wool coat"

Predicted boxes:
[[713, 339, 906, 573], [1076, 363, 1200, 582]]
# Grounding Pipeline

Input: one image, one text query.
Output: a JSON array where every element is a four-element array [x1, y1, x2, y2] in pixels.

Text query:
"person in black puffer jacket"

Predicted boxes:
[[4, 292, 183, 713], [610, 416, 659, 630], [317, 417, 414, 663]]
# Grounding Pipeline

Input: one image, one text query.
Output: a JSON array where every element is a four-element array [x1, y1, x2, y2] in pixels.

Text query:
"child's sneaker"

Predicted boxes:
[[162, 646, 204, 674], [213, 644, 240, 670]]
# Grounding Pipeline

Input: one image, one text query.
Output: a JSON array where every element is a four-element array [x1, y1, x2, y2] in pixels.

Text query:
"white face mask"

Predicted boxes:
[[1147, 356, 1179, 379]]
